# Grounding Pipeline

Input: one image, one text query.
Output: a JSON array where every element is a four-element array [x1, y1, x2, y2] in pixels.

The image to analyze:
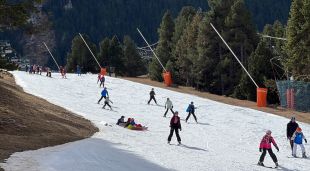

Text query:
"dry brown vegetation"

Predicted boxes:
[[0, 71, 98, 171]]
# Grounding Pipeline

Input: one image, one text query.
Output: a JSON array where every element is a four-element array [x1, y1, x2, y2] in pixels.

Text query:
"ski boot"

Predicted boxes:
[[168, 141, 171, 144], [293, 154, 297, 158], [257, 162, 264, 167], [275, 162, 278, 168], [302, 152, 307, 158], [178, 141, 182, 145]]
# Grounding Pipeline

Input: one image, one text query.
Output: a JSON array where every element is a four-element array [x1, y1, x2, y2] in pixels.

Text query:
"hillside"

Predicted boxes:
[[0, 71, 98, 171], [1, 72, 310, 171]]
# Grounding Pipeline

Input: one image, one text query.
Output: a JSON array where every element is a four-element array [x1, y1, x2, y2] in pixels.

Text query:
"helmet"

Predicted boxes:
[[296, 127, 302, 132]]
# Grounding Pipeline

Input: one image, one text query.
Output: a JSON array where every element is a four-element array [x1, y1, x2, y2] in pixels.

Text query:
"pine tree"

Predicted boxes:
[[98, 38, 111, 67], [286, 0, 310, 79], [123, 35, 145, 76], [66, 34, 97, 72], [149, 10, 174, 81], [109, 35, 124, 76]]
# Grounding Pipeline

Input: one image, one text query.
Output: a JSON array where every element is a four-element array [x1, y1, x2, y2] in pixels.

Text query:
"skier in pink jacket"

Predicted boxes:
[[258, 130, 279, 168]]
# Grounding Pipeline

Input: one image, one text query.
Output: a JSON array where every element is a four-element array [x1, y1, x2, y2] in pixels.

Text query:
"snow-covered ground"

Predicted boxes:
[[1, 71, 310, 171]]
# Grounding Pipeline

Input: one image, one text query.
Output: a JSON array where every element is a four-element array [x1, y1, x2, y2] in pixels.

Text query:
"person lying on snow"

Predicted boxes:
[[124, 118, 143, 129], [291, 127, 307, 158], [258, 130, 279, 168], [117, 116, 126, 125]]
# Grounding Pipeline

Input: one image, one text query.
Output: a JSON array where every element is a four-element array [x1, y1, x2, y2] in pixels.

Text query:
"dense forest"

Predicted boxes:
[[42, 0, 291, 65]]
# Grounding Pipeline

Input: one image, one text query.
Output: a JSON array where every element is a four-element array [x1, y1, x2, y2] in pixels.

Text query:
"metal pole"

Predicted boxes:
[[210, 23, 259, 88], [43, 42, 60, 71], [137, 28, 167, 72], [78, 33, 102, 68]]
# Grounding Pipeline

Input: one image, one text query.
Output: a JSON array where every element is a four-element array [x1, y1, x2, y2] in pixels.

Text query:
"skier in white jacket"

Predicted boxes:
[[164, 98, 174, 117]]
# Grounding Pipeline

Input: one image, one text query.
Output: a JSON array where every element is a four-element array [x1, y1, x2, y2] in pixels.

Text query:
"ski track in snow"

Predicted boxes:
[[1, 71, 310, 171]]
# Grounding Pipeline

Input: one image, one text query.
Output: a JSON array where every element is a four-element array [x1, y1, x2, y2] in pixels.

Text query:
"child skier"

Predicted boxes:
[[258, 130, 279, 168], [102, 96, 113, 110], [99, 75, 105, 87], [291, 127, 308, 158], [164, 98, 174, 117], [98, 87, 109, 104], [185, 102, 197, 123], [168, 111, 182, 145], [147, 88, 157, 105], [117, 116, 126, 125]]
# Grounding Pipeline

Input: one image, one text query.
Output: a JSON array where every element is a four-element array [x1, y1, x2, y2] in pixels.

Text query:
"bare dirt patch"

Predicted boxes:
[[123, 77, 310, 124], [0, 71, 98, 171]]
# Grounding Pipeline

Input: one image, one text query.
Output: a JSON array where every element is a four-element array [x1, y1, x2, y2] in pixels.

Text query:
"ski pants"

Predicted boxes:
[[164, 108, 174, 117], [98, 96, 106, 103], [100, 80, 104, 87], [293, 143, 306, 156], [148, 96, 157, 104], [289, 139, 294, 152], [103, 102, 112, 109], [186, 112, 197, 122], [168, 127, 181, 142], [259, 149, 277, 163]]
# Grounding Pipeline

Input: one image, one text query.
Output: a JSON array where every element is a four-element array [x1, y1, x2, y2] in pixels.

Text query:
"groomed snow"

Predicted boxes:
[[1, 71, 310, 171]]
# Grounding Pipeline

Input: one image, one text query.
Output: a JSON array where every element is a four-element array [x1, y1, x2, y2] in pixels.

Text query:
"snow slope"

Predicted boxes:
[[1, 71, 310, 171]]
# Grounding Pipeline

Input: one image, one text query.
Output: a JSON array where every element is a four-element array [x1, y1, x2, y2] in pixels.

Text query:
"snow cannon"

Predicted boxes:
[[100, 68, 107, 76], [257, 88, 267, 107], [163, 71, 172, 87]]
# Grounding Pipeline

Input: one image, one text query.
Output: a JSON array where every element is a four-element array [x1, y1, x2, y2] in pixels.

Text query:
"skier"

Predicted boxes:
[[168, 111, 182, 145], [185, 102, 197, 123], [291, 127, 307, 158], [287, 116, 299, 154], [99, 75, 105, 88], [258, 130, 279, 168], [164, 98, 174, 117], [117, 116, 126, 125], [76, 65, 81, 76], [102, 96, 113, 110], [98, 87, 109, 104], [147, 88, 157, 105], [25, 65, 29, 72]]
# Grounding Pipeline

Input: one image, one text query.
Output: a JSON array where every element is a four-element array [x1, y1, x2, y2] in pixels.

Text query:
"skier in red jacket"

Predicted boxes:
[[258, 130, 279, 168], [168, 111, 181, 145]]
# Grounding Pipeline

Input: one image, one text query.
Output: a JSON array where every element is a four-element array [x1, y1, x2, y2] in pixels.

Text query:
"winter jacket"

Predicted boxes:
[[291, 132, 306, 144], [170, 116, 181, 129], [117, 118, 125, 125], [259, 135, 278, 149], [150, 90, 155, 97], [187, 104, 195, 113], [101, 89, 108, 96], [165, 100, 173, 109], [287, 121, 299, 138]]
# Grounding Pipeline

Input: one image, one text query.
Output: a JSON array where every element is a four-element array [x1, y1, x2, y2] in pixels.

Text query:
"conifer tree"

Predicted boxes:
[[286, 0, 310, 79]]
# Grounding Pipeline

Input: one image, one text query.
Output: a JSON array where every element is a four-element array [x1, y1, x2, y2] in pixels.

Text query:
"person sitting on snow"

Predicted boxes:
[[291, 127, 307, 158], [117, 116, 126, 125]]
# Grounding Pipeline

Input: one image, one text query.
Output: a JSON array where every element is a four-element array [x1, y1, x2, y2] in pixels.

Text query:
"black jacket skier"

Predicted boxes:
[[287, 116, 299, 152], [147, 88, 157, 104]]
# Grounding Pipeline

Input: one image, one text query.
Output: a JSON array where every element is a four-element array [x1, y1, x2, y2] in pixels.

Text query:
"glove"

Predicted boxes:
[[179, 128, 182, 131], [259, 148, 262, 152], [172, 106, 173, 109], [305, 139, 308, 143], [275, 146, 279, 152]]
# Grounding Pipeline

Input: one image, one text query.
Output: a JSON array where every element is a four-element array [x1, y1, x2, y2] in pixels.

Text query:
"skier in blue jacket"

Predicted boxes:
[[98, 87, 109, 104], [185, 102, 197, 123], [291, 127, 307, 158]]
